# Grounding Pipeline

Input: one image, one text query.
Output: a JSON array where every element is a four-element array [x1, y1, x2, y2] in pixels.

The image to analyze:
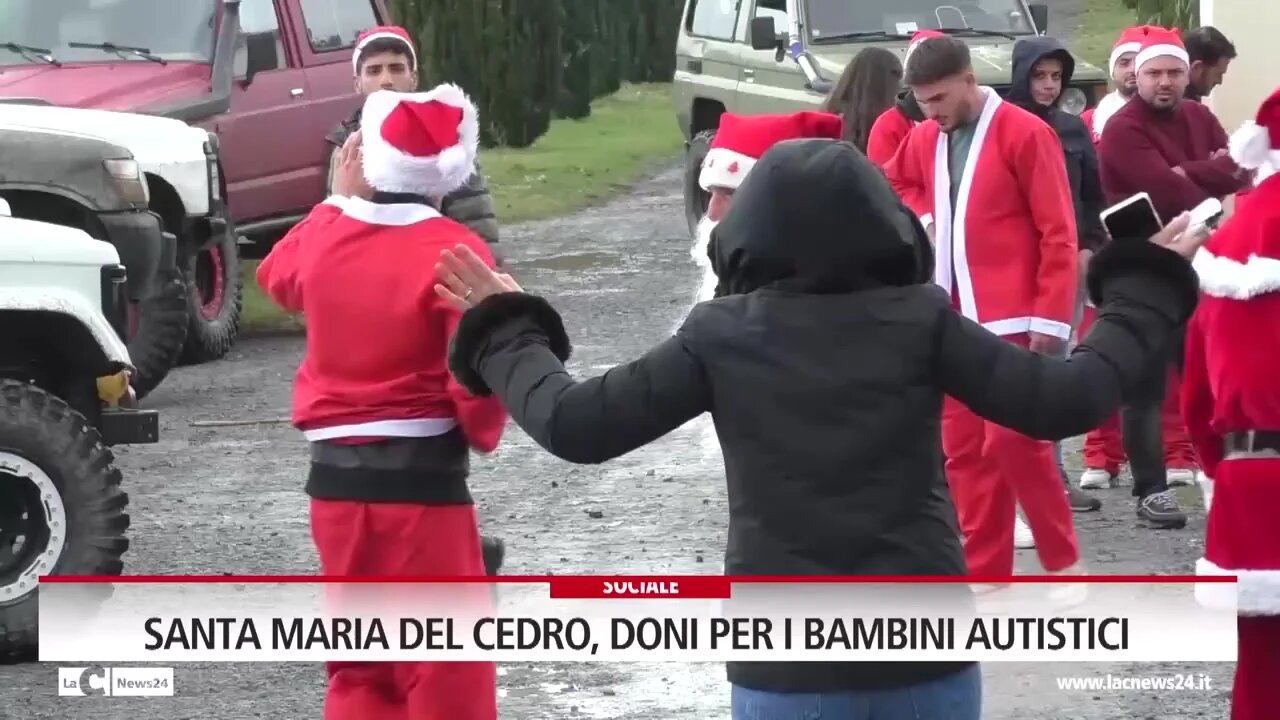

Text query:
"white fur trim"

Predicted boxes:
[[1192, 248, 1280, 299], [339, 196, 441, 226], [1228, 121, 1275, 170], [359, 85, 479, 198], [1197, 557, 1280, 615], [1198, 471, 1214, 513], [321, 195, 348, 209], [353, 31, 417, 73], [982, 316, 1072, 339], [699, 148, 757, 192], [303, 418, 456, 441], [1091, 91, 1127, 139], [1109, 43, 1140, 74], [1135, 44, 1189, 71], [920, 213, 933, 229]]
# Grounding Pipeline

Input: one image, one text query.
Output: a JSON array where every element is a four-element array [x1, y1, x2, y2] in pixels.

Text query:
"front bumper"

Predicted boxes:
[[97, 209, 176, 300], [100, 407, 159, 445]]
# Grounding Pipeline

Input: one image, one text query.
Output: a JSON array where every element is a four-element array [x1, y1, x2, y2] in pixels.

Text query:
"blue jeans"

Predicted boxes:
[[731, 664, 981, 720]]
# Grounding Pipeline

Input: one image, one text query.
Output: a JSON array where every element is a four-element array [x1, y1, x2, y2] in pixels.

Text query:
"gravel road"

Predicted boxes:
[[0, 162, 1232, 719]]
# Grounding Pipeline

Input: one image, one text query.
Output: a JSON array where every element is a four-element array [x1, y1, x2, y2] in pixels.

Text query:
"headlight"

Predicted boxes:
[[1059, 87, 1087, 116], [103, 158, 150, 205]]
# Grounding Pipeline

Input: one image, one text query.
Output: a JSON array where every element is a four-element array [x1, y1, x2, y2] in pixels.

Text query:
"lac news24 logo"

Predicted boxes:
[[58, 666, 175, 697]]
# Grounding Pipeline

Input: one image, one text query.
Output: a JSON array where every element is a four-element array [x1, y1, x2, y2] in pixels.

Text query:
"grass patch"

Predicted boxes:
[[239, 83, 683, 334], [1072, 0, 1138, 67]]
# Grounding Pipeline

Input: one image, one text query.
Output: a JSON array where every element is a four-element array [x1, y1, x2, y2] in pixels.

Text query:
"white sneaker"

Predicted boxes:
[[1014, 515, 1035, 549], [1079, 468, 1115, 489], [1167, 468, 1196, 487]]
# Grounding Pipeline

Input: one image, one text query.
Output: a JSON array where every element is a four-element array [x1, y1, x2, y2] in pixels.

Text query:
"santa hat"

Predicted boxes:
[[699, 111, 843, 192], [1227, 86, 1280, 177], [352, 26, 417, 74], [359, 84, 479, 198], [903, 30, 946, 70], [1134, 26, 1188, 73], [1108, 26, 1149, 75]]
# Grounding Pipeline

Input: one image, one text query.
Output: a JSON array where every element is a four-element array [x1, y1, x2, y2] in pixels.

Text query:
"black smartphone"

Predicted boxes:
[[1101, 193, 1163, 241]]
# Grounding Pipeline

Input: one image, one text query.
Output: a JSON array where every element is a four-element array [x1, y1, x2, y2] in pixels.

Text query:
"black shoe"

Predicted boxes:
[[481, 536, 505, 575], [1136, 489, 1188, 529], [1067, 486, 1102, 513]]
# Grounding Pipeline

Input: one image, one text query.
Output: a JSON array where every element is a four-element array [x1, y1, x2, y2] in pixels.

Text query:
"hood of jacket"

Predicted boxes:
[[708, 139, 933, 297], [1008, 36, 1075, 115], [895, 88, 926, 123]]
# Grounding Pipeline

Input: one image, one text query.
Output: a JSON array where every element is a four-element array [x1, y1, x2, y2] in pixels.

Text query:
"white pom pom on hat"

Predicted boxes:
[[1228, 86, 1280, 174]]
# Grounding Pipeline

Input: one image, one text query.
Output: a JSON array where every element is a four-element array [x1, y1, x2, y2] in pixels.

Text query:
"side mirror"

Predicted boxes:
[[1028, 3, 1049, 34], [750, 16, 781, 52], [239, 32, 278, 86]]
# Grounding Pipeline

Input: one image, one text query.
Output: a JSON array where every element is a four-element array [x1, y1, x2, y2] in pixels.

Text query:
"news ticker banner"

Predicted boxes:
[[38, 575, 1238, 663]]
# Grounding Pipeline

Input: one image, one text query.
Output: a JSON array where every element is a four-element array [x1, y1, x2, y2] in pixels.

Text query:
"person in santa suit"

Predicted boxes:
[[1081, 26, 1147, 147], [1185, 87, 1280, 720], [1098, 26, 1252, 529], [865, 30, 941, 168], [256, 84, 507, 720], [688, 111, 845, 307], [883, 36, 1082, 580]]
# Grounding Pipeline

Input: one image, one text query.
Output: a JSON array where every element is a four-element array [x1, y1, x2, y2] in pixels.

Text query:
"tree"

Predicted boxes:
[[1122, 0, 1199, 29]]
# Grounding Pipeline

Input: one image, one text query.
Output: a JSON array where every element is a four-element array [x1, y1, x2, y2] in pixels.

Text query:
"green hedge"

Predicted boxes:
[[388, 0, 683, 147], [1121, 0, 1199, 29]]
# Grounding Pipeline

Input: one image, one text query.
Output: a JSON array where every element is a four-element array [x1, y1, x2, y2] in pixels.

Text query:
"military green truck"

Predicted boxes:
[[674, 0, 1110, 234]]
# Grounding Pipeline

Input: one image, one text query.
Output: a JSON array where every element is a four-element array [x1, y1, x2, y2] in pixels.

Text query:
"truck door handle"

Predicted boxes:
[[290, 87, 305, 97], [742, 69, 755, 81], [686, 59, 702, 74]]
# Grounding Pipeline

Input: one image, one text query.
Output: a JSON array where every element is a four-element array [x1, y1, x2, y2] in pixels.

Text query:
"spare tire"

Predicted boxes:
[[179, 227, 243, 365], [0, 380, 129, 661], [126, 267, 189, 400], [683, 130, 716, 239]]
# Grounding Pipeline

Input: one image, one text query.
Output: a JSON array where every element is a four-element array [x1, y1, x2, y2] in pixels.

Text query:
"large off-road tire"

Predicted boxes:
[[683, 130, 716, 238], [179, 227, 243, 365], [0, 380, 129, 661], [126, 268, 189, 401]]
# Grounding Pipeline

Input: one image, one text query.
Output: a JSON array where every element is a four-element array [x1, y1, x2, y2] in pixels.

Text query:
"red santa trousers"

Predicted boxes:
[[1234, 616, 1280, 720], [1077, 306, 1197, 473], [310, 499, 496, 720], [942, 333, 1079, 575]]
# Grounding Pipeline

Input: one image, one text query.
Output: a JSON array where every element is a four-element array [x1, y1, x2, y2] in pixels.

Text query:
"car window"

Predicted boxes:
[[804, 0, 1034, 39], [687, 0, 741, 40], [739, 0, 788, 42], [298, 0, 378, 52], [233, 0, 285, 76]]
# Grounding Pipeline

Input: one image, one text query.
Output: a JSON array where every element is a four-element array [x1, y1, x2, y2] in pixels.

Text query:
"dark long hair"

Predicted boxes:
[[822, 48, 903, 153]]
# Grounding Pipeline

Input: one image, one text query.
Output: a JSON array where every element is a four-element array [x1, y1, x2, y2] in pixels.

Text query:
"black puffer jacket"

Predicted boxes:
[[449, 139, 1199, 693], [1008, 37, 1108, 253]]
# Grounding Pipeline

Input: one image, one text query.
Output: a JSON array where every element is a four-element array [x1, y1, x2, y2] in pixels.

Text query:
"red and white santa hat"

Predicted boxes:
[[699, 111, 843, 192], [1228, 85, 1280, 176], [352, 26, 417, 74], [1108, 25, 1150, 75], [1133, 26, 1188, 73], [359, 83, 479, 198], [903, 29, 946, 69]]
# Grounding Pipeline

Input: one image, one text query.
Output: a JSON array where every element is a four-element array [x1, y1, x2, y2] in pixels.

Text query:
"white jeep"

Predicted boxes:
[[0, 199, 156, 659]]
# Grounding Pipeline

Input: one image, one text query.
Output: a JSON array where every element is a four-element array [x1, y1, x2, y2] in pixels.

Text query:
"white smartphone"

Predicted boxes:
[[1188, 197, 1224, 231], [1100, 192, 1163, 241]]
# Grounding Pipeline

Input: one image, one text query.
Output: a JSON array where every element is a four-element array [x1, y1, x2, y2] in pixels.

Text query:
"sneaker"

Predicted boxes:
[[481, 536, 506, 575], [1014, 515, 1035, 549], [1167, 468, 1197, 487], [1066, 485, 1102, 512], [1136, 490, 1189, 529], [1079, 468, 1117, 489], [1046, 562, 1089, 609]]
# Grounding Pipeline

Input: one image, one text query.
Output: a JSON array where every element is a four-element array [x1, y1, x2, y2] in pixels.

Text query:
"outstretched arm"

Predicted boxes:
[[448, 293, 711, 464], [934, 240, 1201, 440]]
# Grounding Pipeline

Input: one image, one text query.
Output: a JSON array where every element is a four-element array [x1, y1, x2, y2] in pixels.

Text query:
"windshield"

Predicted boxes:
[[804, 0, 1035, 40], [0, 0, 215, 65]]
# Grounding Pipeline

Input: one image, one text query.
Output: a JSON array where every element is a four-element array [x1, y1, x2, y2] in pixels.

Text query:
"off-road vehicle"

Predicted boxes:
[[0, 201, 158, 659], [673, 0, 1110, 234]]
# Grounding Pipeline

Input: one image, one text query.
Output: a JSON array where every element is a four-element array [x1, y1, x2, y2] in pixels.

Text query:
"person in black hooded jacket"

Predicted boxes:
[[1008, 36, 1112, 515], [434, 139, 1205, 718]]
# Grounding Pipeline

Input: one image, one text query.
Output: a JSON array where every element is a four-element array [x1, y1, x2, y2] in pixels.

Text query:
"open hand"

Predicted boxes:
[[332, 131, 373, 199], [434, 244, 522, 311], [1148, 212, 1211, 259]]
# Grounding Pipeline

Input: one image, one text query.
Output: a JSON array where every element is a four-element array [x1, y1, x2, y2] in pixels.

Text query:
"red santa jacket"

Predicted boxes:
[[867, 106, 915, 168], [256, 195, 508, 453], [883, 88, 1079, 339]]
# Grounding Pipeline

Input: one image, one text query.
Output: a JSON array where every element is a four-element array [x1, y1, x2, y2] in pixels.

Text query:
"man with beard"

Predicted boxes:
[[1097, 27, 1251, 529], [689, 111, 844, 305], [325, 26, 500, 246], [1082, 26, 1147, 146], [884, 36, 1082, 579], [1182, 26, 1237, 104], [866, 30, 942, 168]]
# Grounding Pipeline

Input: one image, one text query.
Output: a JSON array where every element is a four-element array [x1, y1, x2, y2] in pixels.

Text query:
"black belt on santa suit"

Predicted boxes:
[[1223, 430, 1280, 459]]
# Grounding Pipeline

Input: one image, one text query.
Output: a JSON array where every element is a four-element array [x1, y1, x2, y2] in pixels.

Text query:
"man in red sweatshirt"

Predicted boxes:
[[257, 84, 507, 720], [1098, 27, 1250, 529]]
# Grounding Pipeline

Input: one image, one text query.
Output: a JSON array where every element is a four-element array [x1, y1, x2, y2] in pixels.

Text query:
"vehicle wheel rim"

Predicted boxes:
[[0, 452, 67, 601], [196, 244, 225, 322]]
